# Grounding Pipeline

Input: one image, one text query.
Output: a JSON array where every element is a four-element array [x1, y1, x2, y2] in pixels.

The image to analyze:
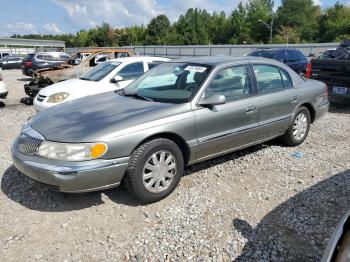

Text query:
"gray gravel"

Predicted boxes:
[[0, 69, 349, 261]]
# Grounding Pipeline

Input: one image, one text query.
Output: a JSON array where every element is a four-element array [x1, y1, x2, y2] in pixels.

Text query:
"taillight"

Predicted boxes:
[[305, 62, 312, 78], [24, 61, 32, 67]]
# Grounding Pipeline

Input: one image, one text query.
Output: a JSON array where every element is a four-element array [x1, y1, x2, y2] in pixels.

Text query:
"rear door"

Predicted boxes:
[[251, 64, 299, 139], [194, 64, 260, 159]]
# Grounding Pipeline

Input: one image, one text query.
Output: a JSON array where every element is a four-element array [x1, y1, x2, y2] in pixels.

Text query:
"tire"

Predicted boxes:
[[124, 138, 184, 203], [281, 106, 311, 146]]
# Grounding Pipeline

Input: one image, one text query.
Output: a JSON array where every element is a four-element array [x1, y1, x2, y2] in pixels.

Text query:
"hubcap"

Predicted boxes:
[[293, 112, 308, 140], [142, 150, 177, 193]]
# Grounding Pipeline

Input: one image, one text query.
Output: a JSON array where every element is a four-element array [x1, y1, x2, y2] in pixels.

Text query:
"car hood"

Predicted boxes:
[[29, 92, 191, 142], [38, 79, 101, 97]]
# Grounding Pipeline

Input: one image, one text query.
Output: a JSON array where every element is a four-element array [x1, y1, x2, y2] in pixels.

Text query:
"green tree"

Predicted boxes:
[[146, 15, 171, 45], [319, 3, 350, 42], [229, 2, 252, 44], [273, 26, 301, 44], [276, 0, 321, 42], [246, 0, 274, 43], [175, 8, 211, 45]]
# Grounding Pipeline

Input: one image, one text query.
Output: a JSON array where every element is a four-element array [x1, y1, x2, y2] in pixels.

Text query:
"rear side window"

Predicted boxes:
[[36, 54, 44, 60], [253, 64, 284, 94], [60, 55, 69, 61], [115, 52, 129, 58], [279, 68, 293, 88], [45, 55, 55, 61], [7, 57, 21, 62], [118, 62, 144, 80], [286, 50, 298, 62]]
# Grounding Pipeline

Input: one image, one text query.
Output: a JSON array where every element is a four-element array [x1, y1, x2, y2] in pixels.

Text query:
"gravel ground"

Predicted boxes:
[[0, 69, 349, 261]]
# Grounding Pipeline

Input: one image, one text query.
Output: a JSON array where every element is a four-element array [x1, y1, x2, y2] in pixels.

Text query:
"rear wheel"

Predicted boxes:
[[124, 138, 184, 203], [281, 106, 311, 146]]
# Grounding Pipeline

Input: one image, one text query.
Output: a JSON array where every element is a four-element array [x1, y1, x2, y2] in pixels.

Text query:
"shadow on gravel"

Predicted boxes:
[[234, 169, 350, 261], [1, 165, 140, 212], [184, 144, 267, 176]]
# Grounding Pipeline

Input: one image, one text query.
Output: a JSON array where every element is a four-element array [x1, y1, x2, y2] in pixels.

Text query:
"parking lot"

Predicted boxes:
[[0, 69, 349, 261]]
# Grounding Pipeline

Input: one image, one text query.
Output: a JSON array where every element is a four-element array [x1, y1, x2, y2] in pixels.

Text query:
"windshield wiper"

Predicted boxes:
[[122, 92, 153, 102]]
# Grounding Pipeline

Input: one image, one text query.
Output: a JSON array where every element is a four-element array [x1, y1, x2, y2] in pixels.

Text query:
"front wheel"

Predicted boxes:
[[281, 106, 311, 146], [124, 138, 184, 203]]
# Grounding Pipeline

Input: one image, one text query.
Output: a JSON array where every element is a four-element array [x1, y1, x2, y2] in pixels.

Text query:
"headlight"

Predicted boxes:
[[37, 141, 108, 161], [47, 92, 69, 103]]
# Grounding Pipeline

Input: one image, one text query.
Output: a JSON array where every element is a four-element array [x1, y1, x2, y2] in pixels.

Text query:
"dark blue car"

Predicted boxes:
[[247, 48, 308, 74]]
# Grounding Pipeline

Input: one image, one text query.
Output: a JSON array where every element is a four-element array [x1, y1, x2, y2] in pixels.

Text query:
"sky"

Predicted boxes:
[[0, 0, 348, 37]]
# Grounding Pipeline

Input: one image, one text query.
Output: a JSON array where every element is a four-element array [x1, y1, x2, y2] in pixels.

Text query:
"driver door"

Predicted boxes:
[[193, 64, 260, 159]]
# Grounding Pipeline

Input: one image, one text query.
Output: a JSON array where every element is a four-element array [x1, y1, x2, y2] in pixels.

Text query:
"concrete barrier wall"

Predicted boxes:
[[1, 43, 339, 57], [66, 43, 339, 58]]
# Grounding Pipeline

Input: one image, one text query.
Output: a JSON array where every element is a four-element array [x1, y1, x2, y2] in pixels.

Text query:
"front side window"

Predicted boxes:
[[79, 61, 121, 82], [275, 51, 287, 62], [118, 62, 144, 80], [253, 64, 284, 94], [286, 50, 298, 62], [116, 52, 129, 58], [124, 62, 211, 103], [203, 65, 251, 101], [296, 50, 306, 61]]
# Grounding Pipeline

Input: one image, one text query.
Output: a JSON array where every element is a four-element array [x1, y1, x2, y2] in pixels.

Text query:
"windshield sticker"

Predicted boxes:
[[184, 66, 207, 73]]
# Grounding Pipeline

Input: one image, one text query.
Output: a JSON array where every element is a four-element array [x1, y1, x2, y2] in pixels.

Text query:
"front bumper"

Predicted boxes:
[[12, 143, 129, 193]]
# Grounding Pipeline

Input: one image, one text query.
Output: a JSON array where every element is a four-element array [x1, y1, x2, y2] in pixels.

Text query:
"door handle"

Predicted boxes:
[[290, 97, 298, 103], [246, 106, 257, 114]]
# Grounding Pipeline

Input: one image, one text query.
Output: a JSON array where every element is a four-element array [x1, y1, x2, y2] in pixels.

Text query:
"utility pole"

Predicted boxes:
[[259, 13, 274, 44]]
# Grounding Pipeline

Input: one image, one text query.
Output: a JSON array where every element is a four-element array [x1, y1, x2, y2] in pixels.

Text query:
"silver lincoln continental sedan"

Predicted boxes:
[[12, 56, 329, 203]]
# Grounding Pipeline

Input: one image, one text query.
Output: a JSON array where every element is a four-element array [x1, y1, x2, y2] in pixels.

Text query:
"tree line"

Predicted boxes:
[[11, 0, 350, 47]]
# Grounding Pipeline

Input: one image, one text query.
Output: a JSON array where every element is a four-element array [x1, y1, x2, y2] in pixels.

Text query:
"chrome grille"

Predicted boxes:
[[17, 135, 42, 155]]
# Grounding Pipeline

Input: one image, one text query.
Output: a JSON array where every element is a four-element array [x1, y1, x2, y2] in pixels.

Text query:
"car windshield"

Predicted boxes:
[[123, 62, 211, 103], [249, 51, 276, 59], [79, 61, 121, 82]]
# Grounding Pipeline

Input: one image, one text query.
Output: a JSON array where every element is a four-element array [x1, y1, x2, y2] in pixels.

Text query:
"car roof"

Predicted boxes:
[[251, 48, 298, 52], [168, 56, 278, 66], [34, 52, 68, 55], [108, 56, 170, 63]]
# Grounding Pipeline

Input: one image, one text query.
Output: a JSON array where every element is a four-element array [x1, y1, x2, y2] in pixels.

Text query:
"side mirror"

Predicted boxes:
[[110, 75, 124, 83], [198, 94, 226, 107]]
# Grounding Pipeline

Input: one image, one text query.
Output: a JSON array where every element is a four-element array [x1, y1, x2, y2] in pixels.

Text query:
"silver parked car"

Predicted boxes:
[[12, 57, 329, 203]]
